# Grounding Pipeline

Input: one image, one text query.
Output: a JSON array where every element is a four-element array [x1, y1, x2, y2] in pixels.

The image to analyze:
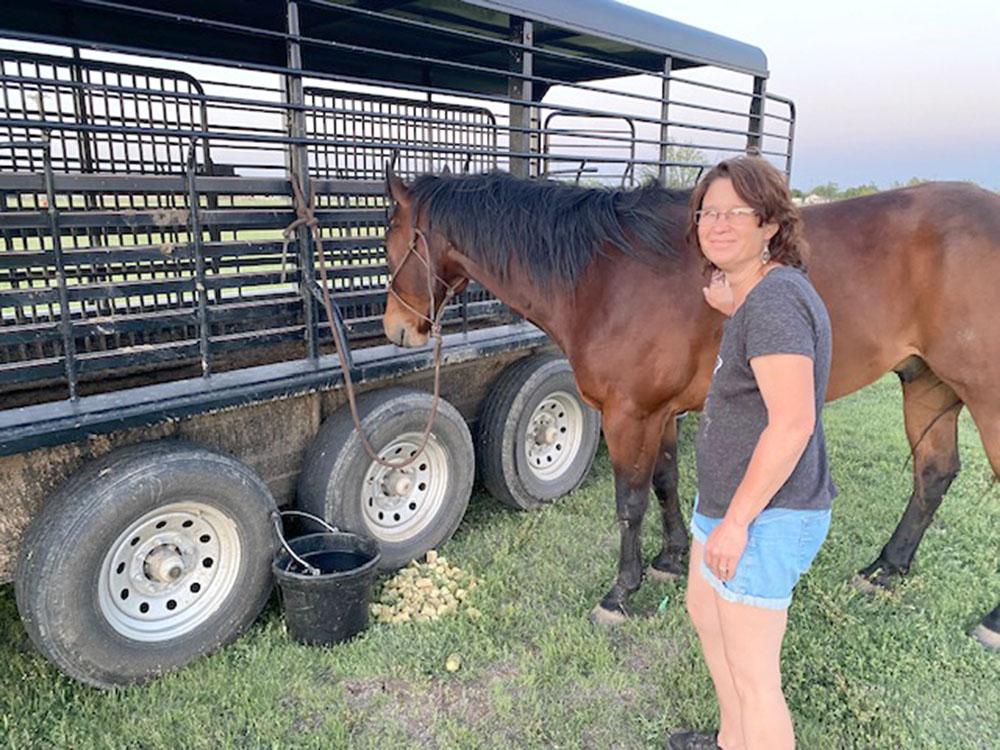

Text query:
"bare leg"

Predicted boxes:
[[685, 540, 746, 750], [716, 596, 793, 750]]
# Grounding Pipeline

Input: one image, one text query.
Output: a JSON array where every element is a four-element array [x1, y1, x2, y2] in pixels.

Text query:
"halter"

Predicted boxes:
[[385, 226, 463, 337]]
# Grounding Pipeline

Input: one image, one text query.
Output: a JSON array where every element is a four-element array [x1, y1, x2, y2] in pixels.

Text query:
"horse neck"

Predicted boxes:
[[446, 249, 576, 349]]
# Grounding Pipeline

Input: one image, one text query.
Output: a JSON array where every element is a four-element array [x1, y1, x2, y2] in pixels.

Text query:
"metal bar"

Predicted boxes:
[[70, 47, 95, 177], [186, 140, 211, 377], [0, 323, 61, 347], [2, 103, 695, 166], [306, 279, 353, 371], [664, 73, 766, 100], [0, 239, 389, 270], [0, 287, 61, 307], [541, 111, 636, 185], [41, 138, 79, 400], [783, 100, 796, 175], [0, 34, 699, 136], [0, 206, 385, 232], [0, 324, 550, 457], [0, 359, 65, 386], [664, 96, 789, 122], [0, 115, 704, 168], [0, 294, 501, 351], [0, 172, 387, 195], [285, 0, 319, 361], [61, 279, 193, 302], [508, 17, 533, 178], [658, 56, 672, 186], [766, 93, 796, 175], [661, 119, 792, 141], [1, 70, 681, 155], [747, 76, 767, 156]]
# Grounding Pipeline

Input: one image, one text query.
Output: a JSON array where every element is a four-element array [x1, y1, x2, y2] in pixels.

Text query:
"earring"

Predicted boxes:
[[761, 243, 771, 264]]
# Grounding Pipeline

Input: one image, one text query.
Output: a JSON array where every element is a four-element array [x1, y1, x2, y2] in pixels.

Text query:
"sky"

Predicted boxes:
[[620, 0, 1000, 190], [3, 2, 996, 191]]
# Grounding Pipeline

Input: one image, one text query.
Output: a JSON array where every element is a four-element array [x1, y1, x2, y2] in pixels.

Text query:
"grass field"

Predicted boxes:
[[1, 374, 998, 749]]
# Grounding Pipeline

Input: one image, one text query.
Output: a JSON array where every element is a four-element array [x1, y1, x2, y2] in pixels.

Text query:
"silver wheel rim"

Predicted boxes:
[[361, 432, 450, 543], [97, 501, 241, 642], [524, 391, 584, 481]]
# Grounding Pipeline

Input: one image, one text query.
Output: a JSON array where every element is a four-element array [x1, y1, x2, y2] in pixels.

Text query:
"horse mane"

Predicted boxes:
[[408, 171, 689, 288]]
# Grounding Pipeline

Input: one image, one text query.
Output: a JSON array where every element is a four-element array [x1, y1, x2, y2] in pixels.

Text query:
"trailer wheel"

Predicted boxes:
[[14, 441, 277, 688], [297, 388, 474, 570], [477, 354, 601, 510]]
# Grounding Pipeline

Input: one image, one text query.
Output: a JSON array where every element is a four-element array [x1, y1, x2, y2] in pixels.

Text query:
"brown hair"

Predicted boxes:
[[687, 156, 809, 271]]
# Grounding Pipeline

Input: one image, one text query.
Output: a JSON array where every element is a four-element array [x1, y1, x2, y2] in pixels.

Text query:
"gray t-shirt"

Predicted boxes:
[[695, 266, 837, 518]]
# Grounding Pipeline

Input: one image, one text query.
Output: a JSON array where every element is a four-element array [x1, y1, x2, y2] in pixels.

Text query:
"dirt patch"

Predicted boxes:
[[341, 676, 410, 712], [337, 660, 525, 746], [288, 711, 326, 736], [621, 632, 687, 675]]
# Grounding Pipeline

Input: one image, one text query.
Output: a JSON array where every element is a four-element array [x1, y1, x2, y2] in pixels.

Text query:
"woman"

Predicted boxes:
[[669, 157, 836, 750]]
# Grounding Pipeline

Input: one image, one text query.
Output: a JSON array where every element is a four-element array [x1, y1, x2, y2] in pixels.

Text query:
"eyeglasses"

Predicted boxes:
[[694, 207, 758, 225]]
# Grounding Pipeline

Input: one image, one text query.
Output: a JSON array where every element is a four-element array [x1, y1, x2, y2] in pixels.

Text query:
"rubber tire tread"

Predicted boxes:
[[477, 353, 601, 511], [296, 387, 474, 571], [14, 441, 278, 688]]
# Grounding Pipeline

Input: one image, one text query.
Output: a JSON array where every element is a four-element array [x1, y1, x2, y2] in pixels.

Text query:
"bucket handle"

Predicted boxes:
[[271, 510, 341, 577]]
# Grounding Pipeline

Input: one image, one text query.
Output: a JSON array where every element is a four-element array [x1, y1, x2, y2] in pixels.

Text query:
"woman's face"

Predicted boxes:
[[697, 177, 778, 272]]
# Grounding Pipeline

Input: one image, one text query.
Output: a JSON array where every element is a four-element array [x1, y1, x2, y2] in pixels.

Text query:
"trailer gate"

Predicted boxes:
[[0, 0, 794, 433]]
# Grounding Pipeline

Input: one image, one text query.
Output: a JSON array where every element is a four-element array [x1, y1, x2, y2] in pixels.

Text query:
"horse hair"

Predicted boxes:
[[408, 171, 689, 288]]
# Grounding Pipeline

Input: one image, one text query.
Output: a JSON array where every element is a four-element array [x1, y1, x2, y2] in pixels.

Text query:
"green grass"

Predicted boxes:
[[1, 374, 998, 749]]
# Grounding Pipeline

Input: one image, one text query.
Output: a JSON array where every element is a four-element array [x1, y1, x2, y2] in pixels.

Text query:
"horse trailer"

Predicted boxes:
[[0, 0, 794, 686]]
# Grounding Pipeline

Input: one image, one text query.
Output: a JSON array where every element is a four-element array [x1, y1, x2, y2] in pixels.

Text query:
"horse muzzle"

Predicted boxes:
[[383, 318, 429, 348]]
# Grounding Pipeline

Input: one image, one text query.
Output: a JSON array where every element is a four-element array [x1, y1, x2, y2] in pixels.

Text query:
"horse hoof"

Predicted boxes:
[[647, 565, 681, 583], [971, 624, 1000, 651], [589, 604, 627, 627], [852, 564, 900, 593], [851, 574, 880, 594]]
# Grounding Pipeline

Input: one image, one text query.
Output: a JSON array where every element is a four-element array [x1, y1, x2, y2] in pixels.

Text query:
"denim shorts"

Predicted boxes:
[[691, 502, 831, 610]]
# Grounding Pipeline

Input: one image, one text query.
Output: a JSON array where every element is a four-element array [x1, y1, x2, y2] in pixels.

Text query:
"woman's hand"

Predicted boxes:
[[702, 270, 735, 316], [704, 517, 748, 581]]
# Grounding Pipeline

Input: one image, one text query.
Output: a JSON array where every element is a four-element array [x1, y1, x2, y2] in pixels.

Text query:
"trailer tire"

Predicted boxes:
[[14, 441, 277, 688], [477, 354, 601, 510], [297, 388, 474, 570]]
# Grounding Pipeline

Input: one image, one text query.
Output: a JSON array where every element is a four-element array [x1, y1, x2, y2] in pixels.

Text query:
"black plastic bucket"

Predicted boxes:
[[272, 513, 381, 646]]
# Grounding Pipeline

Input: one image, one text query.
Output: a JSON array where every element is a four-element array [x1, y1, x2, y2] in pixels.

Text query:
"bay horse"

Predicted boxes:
[[381, 166, 1000, 646]]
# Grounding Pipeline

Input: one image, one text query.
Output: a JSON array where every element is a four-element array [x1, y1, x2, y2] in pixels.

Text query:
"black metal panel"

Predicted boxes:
[[0, 323, 550, 456]]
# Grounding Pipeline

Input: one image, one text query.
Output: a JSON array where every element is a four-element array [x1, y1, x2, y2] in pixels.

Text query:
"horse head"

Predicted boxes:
[[383, 164, 469, 348]]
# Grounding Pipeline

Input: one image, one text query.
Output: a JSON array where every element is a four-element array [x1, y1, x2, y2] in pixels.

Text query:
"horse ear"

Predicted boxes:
[[385, 161, 410, 206], [441, 164, 452, 176]]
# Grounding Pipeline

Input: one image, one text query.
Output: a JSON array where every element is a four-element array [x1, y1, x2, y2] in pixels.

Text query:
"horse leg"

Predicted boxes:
[[945, 391, 1000, 649], [857, 362, 962, 589], [647, 416, 688, 582], [973, 604, 1000, 651], [589, 401, 666, 626]]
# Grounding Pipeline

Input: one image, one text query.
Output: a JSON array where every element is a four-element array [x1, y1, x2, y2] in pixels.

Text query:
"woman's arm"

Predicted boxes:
[[703, 353, 816, 581]]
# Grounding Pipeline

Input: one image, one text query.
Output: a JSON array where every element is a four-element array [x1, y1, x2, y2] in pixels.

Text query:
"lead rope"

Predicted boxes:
[[284, 174, 456, 470]]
